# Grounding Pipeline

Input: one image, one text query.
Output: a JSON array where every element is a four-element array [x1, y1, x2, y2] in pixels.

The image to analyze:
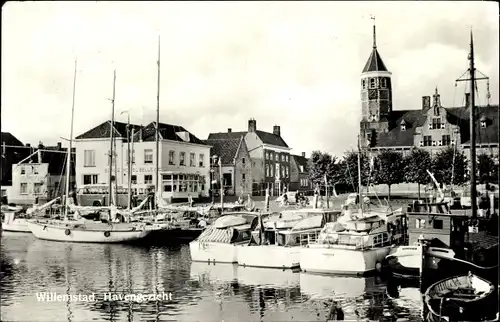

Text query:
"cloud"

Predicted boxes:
[[1, 1, 498, 157]]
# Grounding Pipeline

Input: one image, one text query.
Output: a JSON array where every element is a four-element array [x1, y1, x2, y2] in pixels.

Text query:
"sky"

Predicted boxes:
[[2, 1, 499, 157]]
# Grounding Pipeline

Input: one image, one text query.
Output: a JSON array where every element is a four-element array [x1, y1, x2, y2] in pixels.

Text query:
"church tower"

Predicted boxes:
[[360, 18, 393, 147]]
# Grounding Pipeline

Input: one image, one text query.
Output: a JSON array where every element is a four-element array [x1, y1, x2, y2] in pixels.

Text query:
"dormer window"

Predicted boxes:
[[369, 78, 376, 89], [481, 121, 486, 128], [380, 78, 387, 89]]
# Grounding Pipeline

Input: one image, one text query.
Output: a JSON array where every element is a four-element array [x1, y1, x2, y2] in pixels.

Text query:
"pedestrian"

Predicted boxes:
[[188, 194, 194, 207]]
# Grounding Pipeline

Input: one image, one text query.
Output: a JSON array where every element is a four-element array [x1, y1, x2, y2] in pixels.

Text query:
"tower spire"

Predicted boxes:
[[371, 16, 376, 48]]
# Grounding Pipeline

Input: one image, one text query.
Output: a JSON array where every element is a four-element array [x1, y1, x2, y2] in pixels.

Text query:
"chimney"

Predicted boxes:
[[465, 92, 471, 108], [57, 142, 62, 150], [228, 128, 232, 133], [301, 152, 306, 157], [273, 125, 281, 137], [422, 96, 431, 109], [248, 118, 256, 132]]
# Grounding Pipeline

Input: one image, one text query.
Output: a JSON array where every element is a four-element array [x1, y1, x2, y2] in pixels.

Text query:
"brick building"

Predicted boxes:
[[207, 119, 292, 196], [290, 152, 312, 193], [359, 24, 499, 160]]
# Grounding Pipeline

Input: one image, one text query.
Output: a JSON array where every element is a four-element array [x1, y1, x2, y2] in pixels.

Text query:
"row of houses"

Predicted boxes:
[[1, 118, 312, 204]]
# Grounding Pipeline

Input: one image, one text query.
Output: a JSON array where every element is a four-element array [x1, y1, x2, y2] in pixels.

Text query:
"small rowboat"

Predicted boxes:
[[425, 272, 498, 322]]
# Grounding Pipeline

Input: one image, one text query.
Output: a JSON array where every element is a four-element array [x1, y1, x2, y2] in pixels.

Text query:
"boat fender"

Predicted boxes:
[[375, 261, 382, 272], [64, 229, 71, 236], [104, 231, 111, 238], [43, 225, 47, 230]]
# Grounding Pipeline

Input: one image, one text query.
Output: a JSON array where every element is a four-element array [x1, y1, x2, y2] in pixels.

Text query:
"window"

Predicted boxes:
[[199, 154, 204, 167], [168, 150, 175, 165], [423, 135, 432, 146], [416, 219, 426, 229], [162, 174, 172, 180], [144, 175, 153, 184], [179, 152, 186, 166], [83, 174, 99, 185], [362, 79, 367, 89], [401, 124, 406, 131], [299, 165, 304, 172], [222, 173, 232, 187], [189, 153, 195, 167], [131, 175, 137, 184], [242, 158, 245, 164], [369, 78, 376, 89], [442, 135, 451, 146], [265, 152, 269, 159], [34, 183, 42, 195], [33, 166, 39, 175], [84, 150, 96, 167], [21, 167, 25, 175], [285, 167, 289, 177], [481, 120, 487, 128], [432, 118, 441, 129], [20, 183, 28, 194], [164, 184, 172, 192], [281, 154, 285, 162], [144, 149, 153, 164], [433, 219, 443, 230], [242, 174, 246, 180], [380, 78, 387, 88], [273, 153, 276, 161], [266, 164, 270, 177]]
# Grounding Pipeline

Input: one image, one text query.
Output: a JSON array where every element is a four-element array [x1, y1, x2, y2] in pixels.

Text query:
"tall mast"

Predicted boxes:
[[357, 135, 363, 215], [108, 70, 116, 206], [469, 31, 477, 220], [155, 35, 161, 209], [64, 59, 77, 220]]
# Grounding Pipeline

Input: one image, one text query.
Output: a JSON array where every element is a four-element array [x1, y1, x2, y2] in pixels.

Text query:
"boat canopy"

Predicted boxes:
[[196, 226, 233, 243], [291, 214, 325, 231], [214, 215, 248, 229]]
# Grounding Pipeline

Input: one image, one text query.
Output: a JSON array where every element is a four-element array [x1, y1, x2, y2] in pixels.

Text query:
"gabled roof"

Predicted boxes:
[[134, 122, 207, 145], [292, 154, 309, 173], [75, 121, 141, 140], [371, 105, 499, 148], [207, 130, 289, 148], [1, 132, 24, 146], [362, 48, 388, 73], [205, 135, 245, 165]]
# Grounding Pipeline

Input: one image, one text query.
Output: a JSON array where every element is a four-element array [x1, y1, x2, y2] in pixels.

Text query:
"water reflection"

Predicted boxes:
[[2, 234, 424, 322]]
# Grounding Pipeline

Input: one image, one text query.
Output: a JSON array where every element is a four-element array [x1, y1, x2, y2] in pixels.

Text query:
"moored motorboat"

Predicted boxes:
[[424, 273, 498, 322], [236, 209, 342, 269], [300, 207, 407, 276], [1, 205, 29, 232], [189, 212, 259, 263]]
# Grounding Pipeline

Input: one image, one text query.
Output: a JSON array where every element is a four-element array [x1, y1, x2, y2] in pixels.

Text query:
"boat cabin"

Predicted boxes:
[[316, 212, 407, 249], [406, 202, 469, 250], [250, 209, 342, 247]]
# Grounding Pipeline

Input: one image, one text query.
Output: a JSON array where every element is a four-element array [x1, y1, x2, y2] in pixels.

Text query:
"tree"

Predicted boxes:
[[431, 147, 469, 187], [341, 151, 371, 192], [308, 151, 343, 188], [403, 148, 432, 199], [372, 150, 405, 200], [478, 153, 495, 184]]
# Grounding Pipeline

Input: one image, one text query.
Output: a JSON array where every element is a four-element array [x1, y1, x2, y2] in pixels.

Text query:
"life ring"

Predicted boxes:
[[104, 231, 111, 238], [64, 229, 71, 236]]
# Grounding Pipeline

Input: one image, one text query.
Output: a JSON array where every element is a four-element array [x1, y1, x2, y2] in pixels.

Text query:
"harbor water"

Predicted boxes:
[[1, 232, 424, 321]]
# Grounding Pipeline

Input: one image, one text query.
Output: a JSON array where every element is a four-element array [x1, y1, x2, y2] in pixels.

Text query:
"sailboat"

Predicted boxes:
[[27, 62, 156, 243], [298, 136, 407, 275]]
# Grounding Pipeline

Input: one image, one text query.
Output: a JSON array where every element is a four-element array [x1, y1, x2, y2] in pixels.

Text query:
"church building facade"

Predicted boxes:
[[359, 23, 499, 161]]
